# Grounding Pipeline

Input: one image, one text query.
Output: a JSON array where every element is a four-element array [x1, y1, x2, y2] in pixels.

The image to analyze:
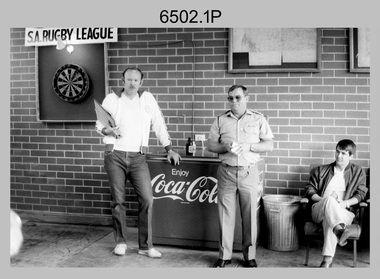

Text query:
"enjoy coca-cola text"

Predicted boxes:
[[151, 173, 218, 204]]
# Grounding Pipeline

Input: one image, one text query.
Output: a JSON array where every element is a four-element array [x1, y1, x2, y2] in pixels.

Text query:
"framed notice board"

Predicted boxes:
[[37, 43, 108, 122], [228, 28, 321, 73], [349, 28, 370, 73]]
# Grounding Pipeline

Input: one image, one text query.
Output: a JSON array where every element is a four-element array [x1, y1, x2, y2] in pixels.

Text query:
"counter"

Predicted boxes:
[[147, 153, 265, 250]]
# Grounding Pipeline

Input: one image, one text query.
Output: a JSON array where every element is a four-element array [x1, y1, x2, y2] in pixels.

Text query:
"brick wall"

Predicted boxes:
[[10, 28, 370, 225]]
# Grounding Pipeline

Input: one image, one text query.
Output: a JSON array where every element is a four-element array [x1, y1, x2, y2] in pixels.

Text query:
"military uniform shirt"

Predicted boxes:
[[208, 109, 274, 166]]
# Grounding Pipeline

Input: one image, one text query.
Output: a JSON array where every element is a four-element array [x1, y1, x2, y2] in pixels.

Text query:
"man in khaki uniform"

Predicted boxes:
[[207, 85, 274, 268]]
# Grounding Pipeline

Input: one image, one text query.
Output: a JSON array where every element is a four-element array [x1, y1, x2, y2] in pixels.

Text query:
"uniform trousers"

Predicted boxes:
[[311, 196, 355, 257], [216, 163, 259, 261], [104, 150, 153, 250]]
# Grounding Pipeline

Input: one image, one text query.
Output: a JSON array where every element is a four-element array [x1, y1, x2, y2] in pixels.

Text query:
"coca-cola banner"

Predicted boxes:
[[147, 155, 264, 249], [151, 161, 218, 204]]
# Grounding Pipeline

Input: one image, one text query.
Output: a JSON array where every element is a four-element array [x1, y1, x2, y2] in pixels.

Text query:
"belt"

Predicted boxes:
[[222, 163, 254, 170], [105, 144, 147, 154], [114, 150, 141, 156]]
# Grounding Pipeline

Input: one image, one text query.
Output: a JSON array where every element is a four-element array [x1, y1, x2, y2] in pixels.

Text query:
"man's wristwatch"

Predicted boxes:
[[101, 127, 107, 135]]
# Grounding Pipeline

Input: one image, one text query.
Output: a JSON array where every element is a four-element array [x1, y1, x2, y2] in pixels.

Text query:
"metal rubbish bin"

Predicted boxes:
[[262, 194, 302, 251]]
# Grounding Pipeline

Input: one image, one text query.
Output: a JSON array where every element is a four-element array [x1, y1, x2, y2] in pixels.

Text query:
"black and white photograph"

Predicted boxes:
[[4, 0, 378, 277]]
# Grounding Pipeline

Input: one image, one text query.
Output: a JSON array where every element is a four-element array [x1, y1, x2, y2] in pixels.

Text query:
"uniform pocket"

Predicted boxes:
[[243, 123, 258, 134]]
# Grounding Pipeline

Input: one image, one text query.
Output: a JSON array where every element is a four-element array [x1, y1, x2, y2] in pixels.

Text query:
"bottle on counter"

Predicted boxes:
[[186, 137, 196, 156]]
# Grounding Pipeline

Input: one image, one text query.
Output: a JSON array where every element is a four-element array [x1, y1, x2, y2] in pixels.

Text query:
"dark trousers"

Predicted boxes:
[[104, 150, 153, 250]]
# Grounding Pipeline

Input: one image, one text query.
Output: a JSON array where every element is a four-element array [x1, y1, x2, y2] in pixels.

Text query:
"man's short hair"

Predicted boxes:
[[336, 139, 356, 156], [122, 67, 144, 80], [228, 85, 248, 95]]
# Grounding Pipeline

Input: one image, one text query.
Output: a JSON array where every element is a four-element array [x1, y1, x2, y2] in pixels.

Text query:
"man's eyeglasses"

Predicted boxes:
[[227, 95, 245, 102]]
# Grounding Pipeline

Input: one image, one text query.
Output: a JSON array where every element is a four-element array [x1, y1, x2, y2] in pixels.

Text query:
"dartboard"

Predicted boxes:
[[52, 64, 90, 103]]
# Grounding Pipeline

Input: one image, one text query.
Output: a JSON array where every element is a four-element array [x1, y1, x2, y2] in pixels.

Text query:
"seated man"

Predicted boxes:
[[304, 139, 368, 268]]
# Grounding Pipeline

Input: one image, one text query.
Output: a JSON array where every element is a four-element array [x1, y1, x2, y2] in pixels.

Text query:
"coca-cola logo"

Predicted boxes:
[[151, 172, 218, 204]]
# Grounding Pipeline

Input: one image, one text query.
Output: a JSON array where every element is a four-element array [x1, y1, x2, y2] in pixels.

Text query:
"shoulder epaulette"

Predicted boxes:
[[216, 110, 231, 133], [218, 110, 231, 117], [248, 109, 264, 116]]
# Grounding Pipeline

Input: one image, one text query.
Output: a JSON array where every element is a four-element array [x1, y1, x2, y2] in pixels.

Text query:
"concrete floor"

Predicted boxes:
[[10, 220, 370, 269]]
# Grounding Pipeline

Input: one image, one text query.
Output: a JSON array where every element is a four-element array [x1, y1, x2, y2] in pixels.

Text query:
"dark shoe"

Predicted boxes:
[[213, 259, 231, 268], [243, 259, 258, 268], [338, 225, 360, 246], [333, 223, 345, 238], [319, 261, 333, 268]]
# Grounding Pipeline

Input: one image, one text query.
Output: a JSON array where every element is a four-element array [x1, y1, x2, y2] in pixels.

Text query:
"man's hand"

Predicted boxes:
[[103, 127, 121, 139], [230, 142, 250, 157], [339, 200, 350, 209], [167, 150, 182, 165]]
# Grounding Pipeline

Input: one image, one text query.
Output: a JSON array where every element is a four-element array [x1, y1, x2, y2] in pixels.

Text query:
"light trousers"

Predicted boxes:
[[311, 196, 355, 257], [217, 164, 259, 261]]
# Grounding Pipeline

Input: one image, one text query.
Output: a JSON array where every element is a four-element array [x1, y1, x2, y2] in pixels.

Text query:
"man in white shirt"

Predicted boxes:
[[96, 67, 181, 258], [304, 139, 367, 268]]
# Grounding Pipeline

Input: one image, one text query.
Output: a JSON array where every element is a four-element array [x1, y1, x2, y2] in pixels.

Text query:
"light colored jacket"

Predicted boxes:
[[96, 89, 172, 152]]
